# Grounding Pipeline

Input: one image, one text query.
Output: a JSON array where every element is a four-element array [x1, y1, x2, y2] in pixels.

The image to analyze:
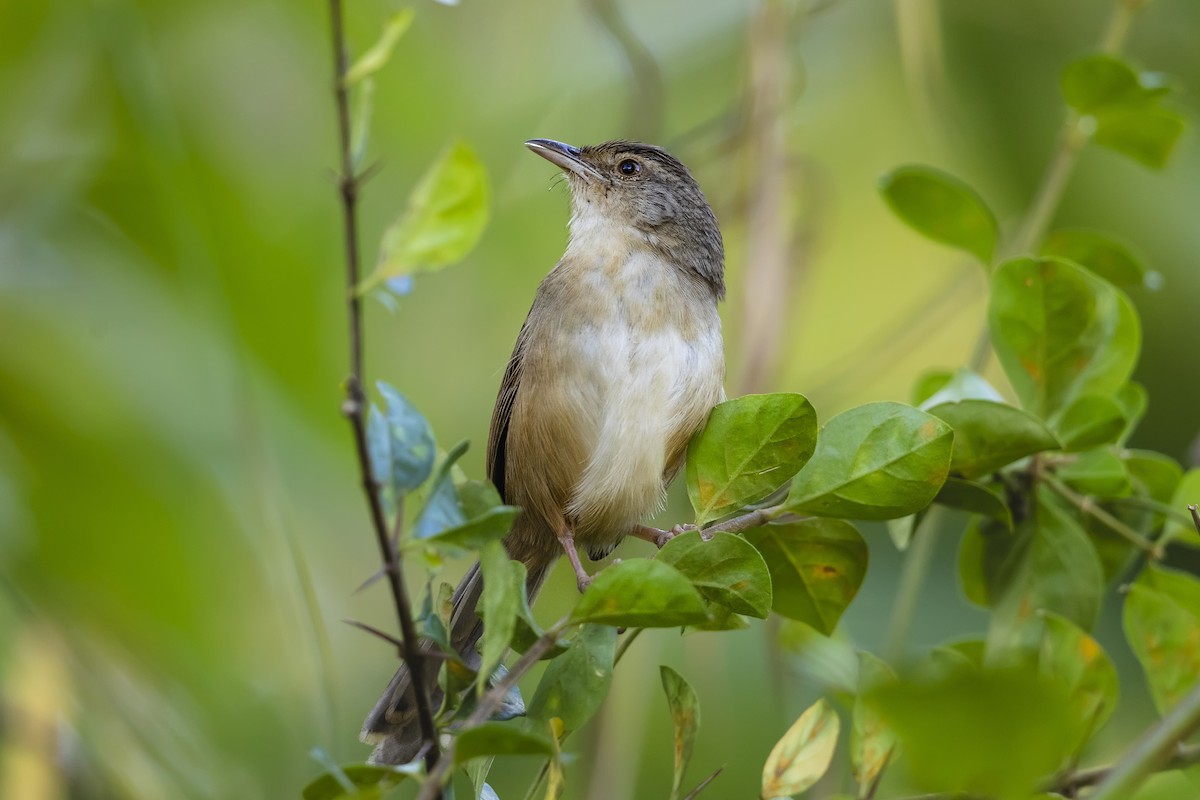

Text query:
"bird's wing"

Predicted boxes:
[[485, 318, 530, 500]]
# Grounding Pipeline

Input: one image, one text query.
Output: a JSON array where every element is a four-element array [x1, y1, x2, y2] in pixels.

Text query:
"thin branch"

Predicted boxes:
[[884, 507, 945, 661], [582, 0, 664, 141], [326, 0, 440, 776], [416, 617, 572, 800], [1190, 504, 1200, 535], [700, 505, 788, 536], [1041, 473, 1163, 559], [613, 626, 644, 665], [1050, 742, 1200, 795], [680, 765, 725, 800], [1089, 683, 1200, 800]]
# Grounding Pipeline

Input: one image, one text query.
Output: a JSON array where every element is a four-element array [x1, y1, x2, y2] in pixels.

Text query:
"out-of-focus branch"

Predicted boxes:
[[584, 0, 665, 141], [738, 0, 795, 394], [326, 0, 440, 779], [1089, 683, 1200, 800], [894, 0, 950, 143]]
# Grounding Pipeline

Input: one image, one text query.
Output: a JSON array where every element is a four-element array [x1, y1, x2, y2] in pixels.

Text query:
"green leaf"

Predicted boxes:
[[1061, 54, 1185, 169], [1123, 577, 1200, 714], [1058, 449, 1133, 499], [660, 666, 700, 800], [958, 517, 1023, 609], [1037, 611, 1119, 754], [477, 541, 520, 684], [1041, 228, 1148, 288], [1164, 469, 1200, 546], [911, 369, 954, 406], [761, 698, 840, 800], [363, 140, 489, 292], [414, 505, 519, 554], [453, 722, 554, 765], [879, 165, 999, 264], [302, 762, 420, 800], [935, 477, 1012, 529], [571, 559, 708, 627], [686, 393, 818, 526], [345, 9, 415, 86], [657, 531, 772, 618], [1114, 382, 1149, 444], [370, 381, 436, 496], [1051, 394, 1128, 451], [917, 367, 1004, 409], [529, 624, 616, 731], [986, 489, 1104, 657], [745, 520, 867, 634], [866, 665, 1079, 798], [989, 257, 1140, 419], [886, 513, 916, 551], [686, 602, 748, 633], [412, 440, 470, 539], [1124, 449, 1182, 504], [928, 399, 1059, 479], [350, 77, 375, 169], [784, 402, 953, 519], [852, 652, 898, 794]]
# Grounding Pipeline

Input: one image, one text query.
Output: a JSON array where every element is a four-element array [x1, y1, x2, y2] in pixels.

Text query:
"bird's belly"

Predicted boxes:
[[564, 315, 724, 547]]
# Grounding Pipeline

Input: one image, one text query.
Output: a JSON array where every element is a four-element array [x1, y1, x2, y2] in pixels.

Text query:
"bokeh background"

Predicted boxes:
[[2, 0, 1198, 797]]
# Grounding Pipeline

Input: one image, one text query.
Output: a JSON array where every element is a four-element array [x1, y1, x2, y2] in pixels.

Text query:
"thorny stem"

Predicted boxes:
[[1089, 683, 1200, 800], [417, 617, 572, 800], [327, 0, 440, 778]]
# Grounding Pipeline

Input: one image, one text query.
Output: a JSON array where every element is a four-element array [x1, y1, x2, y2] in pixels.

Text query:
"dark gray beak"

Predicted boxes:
[[525, 139, 605, 182]]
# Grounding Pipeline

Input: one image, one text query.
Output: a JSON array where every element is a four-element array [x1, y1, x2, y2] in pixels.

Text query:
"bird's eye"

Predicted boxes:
[[617, 159, 641, 176]]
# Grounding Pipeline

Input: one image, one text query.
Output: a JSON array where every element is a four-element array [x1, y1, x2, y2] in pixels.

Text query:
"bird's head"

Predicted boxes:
[[526, 138, 725, 299]]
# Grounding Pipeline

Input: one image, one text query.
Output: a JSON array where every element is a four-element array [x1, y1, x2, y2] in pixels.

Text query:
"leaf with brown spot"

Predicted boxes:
[[660, 666, 700, 800], [761, 698, 840, 799]]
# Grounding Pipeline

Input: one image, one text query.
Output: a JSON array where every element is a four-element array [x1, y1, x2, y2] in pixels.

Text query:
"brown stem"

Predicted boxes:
[[1049, 742, 1200, 795], [326, 0, 440, 777], [1040, 472, 1162, 559]]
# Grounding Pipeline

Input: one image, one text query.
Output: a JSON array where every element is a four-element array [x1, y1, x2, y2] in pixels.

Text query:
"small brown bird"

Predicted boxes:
[[362, 139, 726, 764]]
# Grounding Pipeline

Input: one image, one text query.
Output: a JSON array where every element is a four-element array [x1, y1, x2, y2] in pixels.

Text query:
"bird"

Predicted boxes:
[[361, 138, 727, 764]]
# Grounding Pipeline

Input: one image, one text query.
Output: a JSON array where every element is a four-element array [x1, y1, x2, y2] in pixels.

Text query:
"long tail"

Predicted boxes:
[[360, 554, 552, 765]]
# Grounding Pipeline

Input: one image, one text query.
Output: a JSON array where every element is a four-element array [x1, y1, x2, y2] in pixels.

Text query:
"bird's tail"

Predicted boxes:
[[360, 554, 552, 765]]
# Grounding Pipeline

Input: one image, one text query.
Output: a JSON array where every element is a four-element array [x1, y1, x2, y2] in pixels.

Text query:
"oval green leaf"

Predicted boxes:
[[880, 165, 998, 264], [371, 380, 436, 494], [453, 723, 554, 765], [686, 393, 818, 526], [1051, 394, 1128, 452], [745, 519, 867, 634], [762, 698, 840, 800], [571, 559, 707, 628], [657, 531, 772, 618], [302, 763, 419, 800], [1058, 449, 1133, 499], [989, 257, 1140, 419], [1123, 579, 1200, 715], [528, 623, 616, 731], [784, 402, 953, 519], [362, 140, 489, 292], [935, 477, 1012, 529], [852, 652, 898, 793], [1037, 611, 1119, 754], [928, 399, 1059, 479]]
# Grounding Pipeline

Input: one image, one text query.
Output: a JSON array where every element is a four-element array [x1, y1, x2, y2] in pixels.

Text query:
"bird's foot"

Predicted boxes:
[[630, 523, 696, 549], [576, 573, 594, 593]]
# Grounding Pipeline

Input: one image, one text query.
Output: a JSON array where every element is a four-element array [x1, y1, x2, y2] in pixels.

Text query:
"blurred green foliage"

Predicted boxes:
[[2, 0, 1199, 798]]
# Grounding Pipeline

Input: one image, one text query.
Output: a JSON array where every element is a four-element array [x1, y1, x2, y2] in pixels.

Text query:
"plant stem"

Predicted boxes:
[[1051, 742, 1200, 795], [614, 627, 644, 665], [327, 0, 440, 776], [701, 505, 788, 536], [417, 617, 571, 800], [1089, 682, 1200, 800], [1040, 473, 1163, 559], [883, 507, 945, 662]]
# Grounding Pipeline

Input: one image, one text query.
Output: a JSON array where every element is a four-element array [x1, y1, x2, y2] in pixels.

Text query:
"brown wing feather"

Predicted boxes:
[[486, 320, 530, 500]]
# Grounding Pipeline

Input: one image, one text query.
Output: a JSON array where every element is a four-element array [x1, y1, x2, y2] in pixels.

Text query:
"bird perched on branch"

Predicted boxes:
[[362, 138, 727, 764]]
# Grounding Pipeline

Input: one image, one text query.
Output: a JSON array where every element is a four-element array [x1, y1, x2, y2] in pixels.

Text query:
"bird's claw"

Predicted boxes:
[[576, 574, 593, 593]]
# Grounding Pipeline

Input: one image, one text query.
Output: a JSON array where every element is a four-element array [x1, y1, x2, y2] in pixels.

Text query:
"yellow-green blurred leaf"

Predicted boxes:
[[761, 698, 840, 799], [345, 10, 415, 86], [660, 666, 700, 800]]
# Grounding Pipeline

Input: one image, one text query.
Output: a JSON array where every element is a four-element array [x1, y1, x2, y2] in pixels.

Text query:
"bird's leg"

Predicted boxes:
[[629, 522, 698, 549], [556, 529, 593, 593]]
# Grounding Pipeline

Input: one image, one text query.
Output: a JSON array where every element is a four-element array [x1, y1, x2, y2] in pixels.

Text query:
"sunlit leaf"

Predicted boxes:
[[686, 393, 818, 526], [657, 531, 772, 618], [989, 257, 1140, 419], [660, 666, 700, 800], [761, 698, 840, 799], [746, 520, 867, 634], [880, 165, 998, 264], [1041, 228, 1148, 288], [363, 140, 489, 292], [453, 722, 554, 765], [1038, 611, 1119, 754], [345, 9, 415, 86], [866, 665, 1079, 797], [571, 559, 708, 627], [529, 624, 616, 731], [784, 402, 953, 519], [928, 399, 1059, 479], [852, 652, 897, 793]]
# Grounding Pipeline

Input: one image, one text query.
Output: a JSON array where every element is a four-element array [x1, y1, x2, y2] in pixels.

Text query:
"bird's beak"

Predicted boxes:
[[525, 139, 605, 183]]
